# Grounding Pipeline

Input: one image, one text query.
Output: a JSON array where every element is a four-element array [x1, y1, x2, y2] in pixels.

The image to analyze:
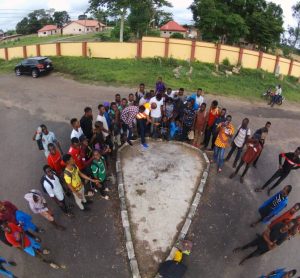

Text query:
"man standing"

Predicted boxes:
[[255, 147, 300, 195], [225, 118, 251, 167], [70, 118, 83, 139], [150, 93, 164, 139], [251, 185, 292, 227], [42, 165, 73, 216], [80, 107, 93, 140], [135, 83, 146, 103], [260, 269, 297, 278], [193, 103, 208, 148], [136, 105, 149, 149], [213, 115, 234, 172], [121, 105, 139, 145], [47, 143, 63, 176], [181, 100, 196, 141], [210, 108, 227, 150], [203, 100, 220, 149], [0, 256, 16, 278], [188, 88, 205, 107], [62, 154, 99, 211], [269, 203, 300, 228], [229, 137, 262, 183], [96, 104, 110, 139], [233, 221, 293, 265], [253, 121, 271, 167], [38, 125, 62, 158]]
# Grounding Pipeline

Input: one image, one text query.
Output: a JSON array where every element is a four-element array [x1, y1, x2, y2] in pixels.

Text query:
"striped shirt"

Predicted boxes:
[[215, 123, 235, 148], [121, 106, 139, 128]]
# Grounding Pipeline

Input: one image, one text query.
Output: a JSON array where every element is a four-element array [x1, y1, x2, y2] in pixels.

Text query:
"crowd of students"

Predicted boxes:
[[0, 77, 299, 277]]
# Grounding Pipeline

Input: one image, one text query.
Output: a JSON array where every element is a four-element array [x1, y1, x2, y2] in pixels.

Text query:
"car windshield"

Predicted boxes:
[[39, 58, 52, 63]]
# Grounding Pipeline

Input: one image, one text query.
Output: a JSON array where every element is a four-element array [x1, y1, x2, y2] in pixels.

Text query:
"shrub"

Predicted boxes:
[[111, 25, 131, 42], [146, 29, 160, 37], [170, 32, 184, 39], [222, 58, 231, 67]]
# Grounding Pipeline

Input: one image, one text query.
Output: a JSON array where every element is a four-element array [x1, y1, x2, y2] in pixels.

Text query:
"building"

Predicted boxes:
[[0, 29, 4, 38], [62, 20, 106, 35], [38, 25, 60, 37], [160, 21, 187, 38]]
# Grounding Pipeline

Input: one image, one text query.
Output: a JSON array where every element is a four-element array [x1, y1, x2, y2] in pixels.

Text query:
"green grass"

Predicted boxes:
[[1, 56, 299, 102]]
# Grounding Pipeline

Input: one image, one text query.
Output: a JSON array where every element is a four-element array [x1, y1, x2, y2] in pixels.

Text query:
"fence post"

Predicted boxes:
[[288, 59, 293, 76], [56, 42, 61, 56], [274, 55, 280, 74], [23, 46, 27, 58], [136, 40, 142, 58], [190, 40, 196, 62], [82, 42, 87, 57], [238, 47, 243, 65], [257, 51, 263, 69], [164, 38, 170, 58], [36, 44, 41, 56], [4, 47, 8, 60], [215, 43, 221, 64]]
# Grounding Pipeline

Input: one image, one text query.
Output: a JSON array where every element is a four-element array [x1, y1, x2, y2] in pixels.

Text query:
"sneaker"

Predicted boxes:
[[100, 195, 110, 200], [142, 143, 149, 148], [49, 263, 60, 269], [42, 249, 50, 255], [81, 206, 91, 212], [104, 188, 110, 192], [218, 168, 222, 173]]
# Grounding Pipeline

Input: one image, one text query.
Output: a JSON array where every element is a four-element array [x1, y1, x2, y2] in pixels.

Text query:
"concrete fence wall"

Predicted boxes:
[[2, 36, 300, 78]]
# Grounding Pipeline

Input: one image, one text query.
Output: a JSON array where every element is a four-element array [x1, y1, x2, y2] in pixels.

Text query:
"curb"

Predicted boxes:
[[116, 141, 209, 278]]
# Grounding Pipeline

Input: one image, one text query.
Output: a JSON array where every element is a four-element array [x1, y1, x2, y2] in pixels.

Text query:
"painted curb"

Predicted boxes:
[[116, 141, 209, 278]]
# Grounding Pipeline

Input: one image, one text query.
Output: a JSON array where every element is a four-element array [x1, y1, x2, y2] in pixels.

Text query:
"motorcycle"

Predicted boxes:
[[261, 88, 284, 106]]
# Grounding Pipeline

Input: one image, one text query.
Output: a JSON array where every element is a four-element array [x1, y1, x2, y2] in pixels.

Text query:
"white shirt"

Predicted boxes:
[[70, 127, 83, 139], [42, 131, 57, 157], [195, 95, 204, 106], [234, 125, 251, 148], [166, 91, 176, 99], [275, 87, 282, 95], [150, 97, 164, 118], [139, 97, 149, 106], [96, 114, 109, 138], [43, 175, 64, 201]]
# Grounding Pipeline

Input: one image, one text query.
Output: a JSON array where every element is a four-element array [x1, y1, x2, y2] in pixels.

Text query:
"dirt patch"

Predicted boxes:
[[136, 189, 147, 196]]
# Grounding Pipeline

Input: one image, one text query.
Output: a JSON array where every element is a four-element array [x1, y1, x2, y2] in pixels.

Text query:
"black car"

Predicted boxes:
[[15, 56, 53, 78]]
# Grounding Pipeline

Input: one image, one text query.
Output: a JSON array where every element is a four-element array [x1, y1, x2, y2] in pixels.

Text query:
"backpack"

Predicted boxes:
[[40, 175, 55, 194]]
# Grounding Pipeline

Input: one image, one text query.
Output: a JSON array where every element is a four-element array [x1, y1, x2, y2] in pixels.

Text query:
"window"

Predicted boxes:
[[44, 32, 46, 34], [164, 31, 166, 34], [96, 28, 99, 31], [79, 29, 82, 31], [87, 28, 89, 31]]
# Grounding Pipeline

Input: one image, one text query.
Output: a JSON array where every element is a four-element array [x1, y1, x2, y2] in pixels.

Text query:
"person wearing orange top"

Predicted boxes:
[[47, 143, 63, 176], [269, 203, 300, 229], [213, 115, 234, 172], [203, 100, 220, 149]]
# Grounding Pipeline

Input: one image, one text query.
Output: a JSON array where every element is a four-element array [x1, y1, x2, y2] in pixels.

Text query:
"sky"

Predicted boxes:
[[0, 0, 297, 31]]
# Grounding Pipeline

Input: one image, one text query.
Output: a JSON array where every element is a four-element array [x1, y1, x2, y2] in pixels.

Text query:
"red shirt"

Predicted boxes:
[[269, 209, 295, 229], [47, 151, 63, 175], [5, 223, 30, 248], [0, 201, 18, 224], [68, 146, 85, 170], [207, 108, 220, 127]]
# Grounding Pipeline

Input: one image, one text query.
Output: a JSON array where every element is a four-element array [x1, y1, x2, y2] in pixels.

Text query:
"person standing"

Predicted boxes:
[[269, 203, 300, 229], [188, 88, 205, 107], [109, 102, 122, 147], [193, 103, 208, 148], [253, 121, 271, 167], [181, 100, 196, 141], [96, 104, 110, 140], [70, 118, 84, 139], [120, 105, 139, 145], [136, 105, 149, 149], [0, 201, 18, 224], [213, 115, 234, 172], [255, 147, 300, 195], [203, 100, 220, 149], [229, 137, 262, 183], [251, 185, 292, 227], [259, 268, 297, 278], [0, 256, 16, 278], [24, 190, 65, 230], [47, 143, 63, 176], [210, 108, 227, 150], [41, 165, 73, 216], [62, 154, 99, 211], [38, 125, 62, 158], [233, 221, 293, 265], [135, 83, 146, 103], [225, 118, 251, 167], [80, 107, 93, 140], [150, 93, 164, 139], [155, 77, 166, 94]]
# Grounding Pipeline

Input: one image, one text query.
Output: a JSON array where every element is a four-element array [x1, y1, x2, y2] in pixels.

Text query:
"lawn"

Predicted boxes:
[[1, 56, 299, 102]]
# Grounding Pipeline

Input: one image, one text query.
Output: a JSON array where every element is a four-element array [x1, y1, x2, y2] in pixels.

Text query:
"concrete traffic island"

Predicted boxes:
[[116, 140, 210, 278]]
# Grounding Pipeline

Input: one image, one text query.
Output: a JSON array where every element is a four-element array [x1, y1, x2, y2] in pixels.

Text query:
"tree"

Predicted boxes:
[[153, 10, 173, 27], [53, 11, 70, 28], [190, 0, 284, 48], [286, 2, 300, 49], [170, 32, 184, 39], [16, 17, 30, 35]]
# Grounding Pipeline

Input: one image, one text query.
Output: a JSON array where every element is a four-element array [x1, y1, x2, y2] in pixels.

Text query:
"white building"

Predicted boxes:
[[38, 25, 60, 37], [62, 20, 106, 35]]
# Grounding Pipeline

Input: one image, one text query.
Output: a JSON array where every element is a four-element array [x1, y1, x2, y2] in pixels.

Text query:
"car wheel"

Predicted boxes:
[[32, 69, 39, 78], [15, 68, 21, 76], [277, 99, 283, 105]]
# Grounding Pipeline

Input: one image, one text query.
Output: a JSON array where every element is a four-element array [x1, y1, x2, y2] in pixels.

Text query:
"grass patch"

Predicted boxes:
[[1, 56, 299, 102]]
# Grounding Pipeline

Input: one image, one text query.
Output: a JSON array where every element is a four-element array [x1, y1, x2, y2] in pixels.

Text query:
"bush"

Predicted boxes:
[[170, 32, 184, 39], [222, 58, 231, 67], [95, 32, 111, 42], [146, 29, 160, 37], [111, 25, 131, 42]]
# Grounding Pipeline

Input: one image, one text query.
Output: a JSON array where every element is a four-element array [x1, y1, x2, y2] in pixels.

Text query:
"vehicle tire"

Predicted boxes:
[[32, 69, 39, 78], [277, 99, 283, 105], [15, 68, 21, 76]]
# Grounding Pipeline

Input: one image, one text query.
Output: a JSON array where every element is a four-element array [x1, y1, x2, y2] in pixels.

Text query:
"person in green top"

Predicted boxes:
[[91, 150, 110, 200]]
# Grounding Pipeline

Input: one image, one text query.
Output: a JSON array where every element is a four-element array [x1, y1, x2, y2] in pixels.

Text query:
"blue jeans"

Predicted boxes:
[[213, 146, 225, 169]]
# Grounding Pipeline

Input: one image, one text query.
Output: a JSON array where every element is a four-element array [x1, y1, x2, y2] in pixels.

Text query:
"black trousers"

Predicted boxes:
[[261, 169, 289, 190], [234, 160, 251, 177], [203, 126, 213, 148], [241, 235, 269, 256]]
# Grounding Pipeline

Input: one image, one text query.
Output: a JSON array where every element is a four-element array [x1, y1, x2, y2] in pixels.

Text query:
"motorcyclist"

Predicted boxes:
[[269, 85, 282, 106]]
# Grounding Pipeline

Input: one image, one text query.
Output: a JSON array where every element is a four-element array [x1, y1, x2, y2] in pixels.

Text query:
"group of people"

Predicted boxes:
[[0, 76, 299, 277]]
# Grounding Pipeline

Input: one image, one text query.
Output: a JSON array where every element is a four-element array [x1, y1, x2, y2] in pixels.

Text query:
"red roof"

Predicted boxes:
[[160, 21, 187, 32], [38, 25, 58, 32], [74, 20, 105, 27]]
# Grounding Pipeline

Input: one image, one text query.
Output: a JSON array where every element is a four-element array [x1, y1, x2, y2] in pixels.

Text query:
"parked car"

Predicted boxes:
[[15, 56, 53, 78]]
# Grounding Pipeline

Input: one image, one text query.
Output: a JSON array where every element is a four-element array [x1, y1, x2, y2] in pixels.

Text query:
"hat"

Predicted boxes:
[[103, 101, 110, 107], [79, 134, 87, 142]]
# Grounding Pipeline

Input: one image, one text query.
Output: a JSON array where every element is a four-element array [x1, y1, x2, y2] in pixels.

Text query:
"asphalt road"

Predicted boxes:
[[0, 73, 299, 278]]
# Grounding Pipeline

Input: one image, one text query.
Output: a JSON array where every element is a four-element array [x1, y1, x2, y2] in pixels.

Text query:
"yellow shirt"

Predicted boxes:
[[64, 166, 83, 192], [215, 123, 235, 148]]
